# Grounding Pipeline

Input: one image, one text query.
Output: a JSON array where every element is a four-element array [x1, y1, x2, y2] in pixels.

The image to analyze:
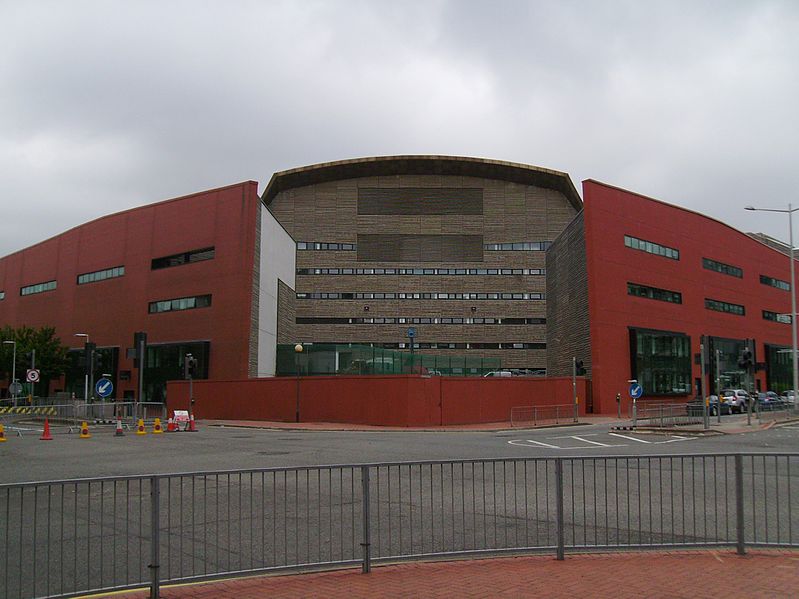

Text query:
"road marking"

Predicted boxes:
[[608, 432, 651, 444], [570, 435, 612, 447], [658, 436, 693, 443], [509, 439, 560, 449]]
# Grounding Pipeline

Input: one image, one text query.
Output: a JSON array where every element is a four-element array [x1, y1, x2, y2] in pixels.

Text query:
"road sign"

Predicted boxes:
[[95, 377, 113, 398], [629, 383, 643, 399], [9, 381, 23, 395], [407, 327, 416, 338], [26, 369, 40, 383]]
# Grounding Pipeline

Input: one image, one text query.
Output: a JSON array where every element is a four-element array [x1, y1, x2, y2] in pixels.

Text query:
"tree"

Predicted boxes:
[[0, 326, 71, 393]]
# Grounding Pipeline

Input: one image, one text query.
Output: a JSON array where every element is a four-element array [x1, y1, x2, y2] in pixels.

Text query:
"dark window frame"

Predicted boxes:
[[151, 247, 215, 270]]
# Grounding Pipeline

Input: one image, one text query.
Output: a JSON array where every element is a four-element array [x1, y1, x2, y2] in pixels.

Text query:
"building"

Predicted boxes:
[[0, 181, 295, 400], [263, 155, 582, 372], [547, 180, 795, 414]]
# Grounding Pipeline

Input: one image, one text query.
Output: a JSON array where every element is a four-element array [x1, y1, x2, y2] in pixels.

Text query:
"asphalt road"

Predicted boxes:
[[1, 419, 797, 599]]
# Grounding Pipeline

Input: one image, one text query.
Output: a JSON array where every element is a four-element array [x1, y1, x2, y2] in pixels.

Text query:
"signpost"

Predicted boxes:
[[407, 327, 416, 358], [95, 377, 113, 399], [629, 380, 642, 426]]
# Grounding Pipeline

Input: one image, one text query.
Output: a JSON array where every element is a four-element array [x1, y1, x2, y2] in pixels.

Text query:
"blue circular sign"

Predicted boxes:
[[95, 377, 113, 398], [407, 327, 416, 338], [629, 383, 643, 399]]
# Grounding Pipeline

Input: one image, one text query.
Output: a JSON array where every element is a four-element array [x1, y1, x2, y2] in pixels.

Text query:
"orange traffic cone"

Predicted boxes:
[[40, 418, 53, 441], [115, 418, 125, 437], [0, 423, 7, 442], [166, 416, 176, 432], [79, 421, 91, 439], [152, 418, 163, 434], [136, 419, 147, 435], [187, 414, 198, 432]]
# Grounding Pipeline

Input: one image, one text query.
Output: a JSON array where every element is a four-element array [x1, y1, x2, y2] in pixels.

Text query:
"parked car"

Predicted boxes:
[[720, 389, 750, 414], [483, 370, 513, 378], [781, 390, 797, 404], [686, 395, 731, 416], [755, 392, 784, 410]]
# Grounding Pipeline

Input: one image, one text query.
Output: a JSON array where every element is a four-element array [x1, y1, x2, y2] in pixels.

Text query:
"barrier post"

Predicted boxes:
[[555, 458, 565, 560], [149, 476, 161, 598], [360, 465, 371, 573], [735, 454, 746, 555]]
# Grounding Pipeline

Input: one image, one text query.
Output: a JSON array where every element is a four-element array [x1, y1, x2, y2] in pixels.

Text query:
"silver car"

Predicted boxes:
[[720, 389, 750, 414]]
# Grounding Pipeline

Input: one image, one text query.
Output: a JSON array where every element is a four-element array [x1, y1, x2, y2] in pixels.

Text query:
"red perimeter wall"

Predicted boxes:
[[167, 375, 587, 426]]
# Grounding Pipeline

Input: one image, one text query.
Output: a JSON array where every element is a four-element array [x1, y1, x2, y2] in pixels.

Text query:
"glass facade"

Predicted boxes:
[[63, 347, 120, 399], [702, 258, 743, 278], [627, 282, 682, 304], [144, 342, 210, 403], [708, 337, 748, 392], [629, 328, 691, 395], [765, 344, 792, 393], [624, 235, 679, 260]]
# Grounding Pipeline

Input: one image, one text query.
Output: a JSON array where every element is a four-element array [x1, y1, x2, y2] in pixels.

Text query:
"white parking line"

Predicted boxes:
[[658, 436, 693, 443], [608, 432, 651, 444], [570, 435, 612, 447], [508, 439, 560, 449]]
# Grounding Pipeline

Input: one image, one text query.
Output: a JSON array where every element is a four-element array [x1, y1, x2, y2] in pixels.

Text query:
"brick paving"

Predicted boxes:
[[115, 550, 799, 598]]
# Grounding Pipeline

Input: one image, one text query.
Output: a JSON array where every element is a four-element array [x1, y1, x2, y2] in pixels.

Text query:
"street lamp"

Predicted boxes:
[[3, 340, 16, 407], [294, 343, 303, 423], [745, 204, 799, 398], [74, 333, 90, 402]]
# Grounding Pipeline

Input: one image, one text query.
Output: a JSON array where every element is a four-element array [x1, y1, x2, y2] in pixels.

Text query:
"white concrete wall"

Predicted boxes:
[[257, 205, 295, 376]]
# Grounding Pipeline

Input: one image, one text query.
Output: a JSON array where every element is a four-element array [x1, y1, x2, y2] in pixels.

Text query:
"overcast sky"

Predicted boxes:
[[1, 0, 797, 257]]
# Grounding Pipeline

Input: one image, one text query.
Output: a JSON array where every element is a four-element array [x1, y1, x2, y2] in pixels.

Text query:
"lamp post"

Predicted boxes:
[[3, 340, 16, 407], [294, 343, 303, 423], [74, 333, 90, 402], [745, 205, 799, 398]]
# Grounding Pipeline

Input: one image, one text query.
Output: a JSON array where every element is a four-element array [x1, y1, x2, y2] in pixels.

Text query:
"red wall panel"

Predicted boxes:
[[167, 375, 587, 426]]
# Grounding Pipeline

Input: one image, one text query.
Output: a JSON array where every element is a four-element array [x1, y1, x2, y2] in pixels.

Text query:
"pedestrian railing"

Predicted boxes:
[[510, 404, 576, 427], [1, 453, 797, 599], [632, 402, 703, 427]]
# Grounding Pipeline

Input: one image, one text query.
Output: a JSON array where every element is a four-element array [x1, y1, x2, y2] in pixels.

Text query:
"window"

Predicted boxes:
[[702, 258, 742, 278], [151, 247, 214, 270], [624, 235, 679, 260], [484, 241, 552, 251], [20, 280, 57, 296], [705, 298, 745, 316], [760, 275, 791, 291], [297, 291, 544, 301], [0, 291, 4, 300], [149, 294, 212, 314], [629, 328, 691, 395], [627, 282, 682, 304], [763, 310, 792, 324], [77, 266, 125, 285]]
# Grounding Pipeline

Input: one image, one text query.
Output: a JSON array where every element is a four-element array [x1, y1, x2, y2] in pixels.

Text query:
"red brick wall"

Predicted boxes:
[[167, 375, 587, 426]]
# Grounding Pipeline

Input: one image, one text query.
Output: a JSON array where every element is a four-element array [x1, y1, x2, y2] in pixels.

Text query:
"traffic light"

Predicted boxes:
[[738, 346, 753, 371], [84, 342, 96, 375], [575, 360, 586, 376], [184, 354, 198, 379], [93, 350, 103, 371]]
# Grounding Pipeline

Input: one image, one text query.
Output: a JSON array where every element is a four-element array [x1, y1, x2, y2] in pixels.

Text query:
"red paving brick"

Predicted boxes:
[[116, 550, 799, 598]]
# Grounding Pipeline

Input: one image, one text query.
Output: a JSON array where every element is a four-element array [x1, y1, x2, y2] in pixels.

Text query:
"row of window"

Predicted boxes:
[[305, 342, 546, 350], [297, 267, 546, 276], [148, 294, 212, 314], [296, 317, 547, 325], [297, 241, 356, 251], [14, 246, 216, 298], [483, 242, 552, 251], [626, 235, 791, 291], [77, 266, 125, 285], [628, 281, 789, 322], [296, 292, 545, 300]]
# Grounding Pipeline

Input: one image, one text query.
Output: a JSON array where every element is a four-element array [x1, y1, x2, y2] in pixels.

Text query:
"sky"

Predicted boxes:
[[1, 0, 798, 257]]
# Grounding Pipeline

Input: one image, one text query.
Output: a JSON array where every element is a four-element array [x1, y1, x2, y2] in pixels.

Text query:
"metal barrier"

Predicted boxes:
[[633, 402, 703, 427], [510, 404, 575, 427], [755, 401, 799, 423], [1, 453, 797, 598]]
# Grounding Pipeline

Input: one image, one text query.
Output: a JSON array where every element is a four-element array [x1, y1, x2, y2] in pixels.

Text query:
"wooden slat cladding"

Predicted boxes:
[[358, 234, 484, 263], [358, 188, 483, 215]]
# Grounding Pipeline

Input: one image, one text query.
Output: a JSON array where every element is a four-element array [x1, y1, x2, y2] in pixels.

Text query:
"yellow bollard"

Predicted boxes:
[[0, 423, 7, 442], [136, 419, 147, 435], [79, 421, 91, 439], [152, 418, 163, 434]]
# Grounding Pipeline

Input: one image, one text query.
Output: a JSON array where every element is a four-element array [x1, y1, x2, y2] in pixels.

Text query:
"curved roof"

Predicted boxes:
[[261, 155, 582, 211]]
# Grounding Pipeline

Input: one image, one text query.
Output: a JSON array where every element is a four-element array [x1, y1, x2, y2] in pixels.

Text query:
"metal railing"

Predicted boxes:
[[631, 402, 703, 427], [1, 453, 797, 598], [510, 404, 576, 427]]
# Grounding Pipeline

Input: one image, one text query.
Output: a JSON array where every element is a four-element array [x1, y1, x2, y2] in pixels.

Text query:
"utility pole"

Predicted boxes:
[[700, 341, 708, 430]]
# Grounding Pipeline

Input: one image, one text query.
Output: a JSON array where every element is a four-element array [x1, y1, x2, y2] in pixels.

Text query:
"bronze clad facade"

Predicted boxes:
[[264, 156, 581, 370]]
